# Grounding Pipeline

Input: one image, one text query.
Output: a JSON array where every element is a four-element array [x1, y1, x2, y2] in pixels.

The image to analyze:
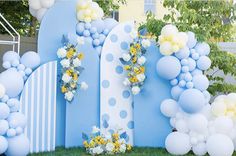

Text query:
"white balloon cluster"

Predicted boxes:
[[161, 93, 236, 156], [76, 0, 104, 23], [158, 24, 188, 55], [28, 0, 55, 22]]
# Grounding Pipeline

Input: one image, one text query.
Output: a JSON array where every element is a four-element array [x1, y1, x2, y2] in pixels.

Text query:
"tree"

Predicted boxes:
[[0, 0, 126, 37], [141, 0, 236, 95]]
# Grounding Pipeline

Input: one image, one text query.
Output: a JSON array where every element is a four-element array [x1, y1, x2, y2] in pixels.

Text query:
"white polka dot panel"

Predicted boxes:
[[100, 22, 134, 144]]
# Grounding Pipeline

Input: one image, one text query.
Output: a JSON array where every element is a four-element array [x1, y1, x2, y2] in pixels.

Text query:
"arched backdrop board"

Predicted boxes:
[[38, 0, 77, 146], [133, 44, 172, 147]]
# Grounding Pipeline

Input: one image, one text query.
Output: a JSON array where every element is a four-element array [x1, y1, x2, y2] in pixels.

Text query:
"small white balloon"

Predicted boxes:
[[188, 114, 208, 133], [175, 119, 189, 133], [160, 99, 179, 117], [29, 0, 41, 10], [192, 142, 207, 156], [161, 24, 178, 36], [36, 8, 47, 22]]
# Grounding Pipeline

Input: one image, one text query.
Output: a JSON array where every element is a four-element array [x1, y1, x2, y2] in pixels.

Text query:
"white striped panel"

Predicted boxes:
[[20, 61, 57, 153]]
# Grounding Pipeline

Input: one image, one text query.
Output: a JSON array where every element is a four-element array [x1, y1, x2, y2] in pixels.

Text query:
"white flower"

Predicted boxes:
[[77, 36, 85, 45], [92, 146, 103, 155], [92, 126, 100, 134], [122, 53, 131, 62], [81, 82, 88, 90], [123, 78, 131, 86], [136, 74, 146, 82], [137, 56, 146, 65], [104, 133, 112, 140], [119, 144, 126, 153], [141, 39, 151, 48], [130, 29, 138, 39], [73, 58, 81, 67], [106, 142, 114, 152], [57, 48, 67, 58], [65, 91, 74, 101], [60, 59, 70, 68], [132, 86, 140, 95], [62, 73, 72, 83]]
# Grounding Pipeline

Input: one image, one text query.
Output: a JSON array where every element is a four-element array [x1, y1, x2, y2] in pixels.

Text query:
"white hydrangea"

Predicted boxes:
[[92, 126, 100, 134], [119, 144, 126, 153], [141, 39, 151, 48], [92, 146, 103, 155], [62, 73, 72, 83], [57, 48, 67, 58], [81, 82, 89, 90], [73, 58, 81, 67], [65, 91, 74, 101], [132, 86, 140, 95], [122, 53, 131, 62], [136, 74, 146, 82], [123, 78, 131, 86], [60, 59, 70, 68], [106, 142, 114, 152], [137, 56, 146, 65]]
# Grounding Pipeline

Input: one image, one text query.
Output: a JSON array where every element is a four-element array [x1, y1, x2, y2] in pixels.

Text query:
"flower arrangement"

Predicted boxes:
[[57, 38, 88, 102], [120, 30, 151, 95], [82, 124, 132, 155]]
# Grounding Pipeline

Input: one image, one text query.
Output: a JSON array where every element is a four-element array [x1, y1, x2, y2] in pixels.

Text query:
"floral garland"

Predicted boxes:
[[57, 40, 88, 102], [120, 31, 151, 95], [82, 124, 132, 155]]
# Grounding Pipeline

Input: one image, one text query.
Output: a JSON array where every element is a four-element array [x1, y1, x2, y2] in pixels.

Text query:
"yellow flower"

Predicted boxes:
[[70, 82, 76, 88], [83, 141, 89, 148], [129, 77, 138, 83], [66, 48, 74, 58], [127, 144, 132, 151], [140, 66, 145, 73], [112, 133, 119, 141], [124, 65, 131, 71], [135, 43, 141, 49], [77, 53, 84, 60], [66, 70, 71, 76], [73, 73, 78, 81], [89, 140, 95, 148], [61, 86, 67, 93], [132, 57, 137, 63], [130, 46, 137, 55]]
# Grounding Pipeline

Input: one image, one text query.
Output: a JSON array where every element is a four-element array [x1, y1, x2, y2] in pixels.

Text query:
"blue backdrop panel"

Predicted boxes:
[[65, 43, 100, 148], [37, 0, 77, 146], [20, 61, 57, 153], [133, 44, 172, 147]]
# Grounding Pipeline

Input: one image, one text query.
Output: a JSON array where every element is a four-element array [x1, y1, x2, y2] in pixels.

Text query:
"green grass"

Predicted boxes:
[[30, 147, 198, 156]]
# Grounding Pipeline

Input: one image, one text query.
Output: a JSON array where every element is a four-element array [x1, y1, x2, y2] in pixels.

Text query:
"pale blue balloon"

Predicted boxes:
[[18, 70, 26, 78], [3, 51, 20, 63], [103, 29, 109, 36], [95, 46, 102, 55], [99, 34, 106, 45], [0, 120, 9, 135], [178, 80, 186, 88], [15, 127, 23, 135], [178, 73, 186, 80], [191, 69, 203, 76], [181, 59, 188, 66], [11, 59, 19, 67], [0, 136, 8, 154], [7, 112, 26, 129], [191, 52, 199, 60], [24, 68, 32, 76], [195, 42, 210, 56], [0, 103, 10, 120], [91, 19, 105, 34], [83, 30, 90, 37], [103, 18, 118, 31], [1, 95, 9, 103], [84, 22, 91, 29], [17, 64, 25, 71], [7, 98, 20, 107], [186, 82, 194, 89], [175, 46, 190, 59], [171, 85, 184, 100], [2, 61, 11, 69], [156, 56, 181, 80], [93, 39, 100, 46], [6, 128, 16, 137], [184, 72, 192, 82], [192, 75, 209, 91], [6, 134, 30, 156], [187, 32, 197, 48], [0, 69, 24, 98], [170, 79, 178, 86], [197, 56, 211, 70], [76, 22, 85, 35], [187, 58, 196, 71], [20, 51, 40, 70], [179, 89, 205, 113], [181, 66, 189, 73], [90, 27, 97, 34], [203, 90, 211, 103], [92, 32, 99, 39]]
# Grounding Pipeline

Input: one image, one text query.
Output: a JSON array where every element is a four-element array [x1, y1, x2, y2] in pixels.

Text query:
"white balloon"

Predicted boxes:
[[190, 137, 198, 145], [29, 7, 37, 17], [159, 42, 173, 55], [40, 0, 55, 8], [170, 118, 176, 127], [161, 24, 178, 36], [188, 114, 208, 133], [29, 0, 41, 10], [165, 132, 191, 155], [160, 99, 179, 117], [229, 128, 236, 139], [211, 101, 227, 116], [207, 134, 234, 156], [192, 142, 207, 156], [36, 8, 47, 22], [200, 104, 213, 120], [178, 32, 188, 43], [214, 116, 234, 135], [0, 83, 5, 98], [227, 93, 236, 102], [175, 119, 189, 133]]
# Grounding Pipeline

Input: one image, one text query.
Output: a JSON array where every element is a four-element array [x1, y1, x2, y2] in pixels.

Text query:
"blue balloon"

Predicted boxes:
[[156, 56, 181, 80], [181, 66, 189, 73], [2, 61, 11, 69], [95, 46, 102, 55], [18, 70, 25, 78], [6, 134, 30, 156], [0, 69, 24, 98], [171, 85, 184, 100], [203, 90, 211, 103], [90, 27, 97, 34], [180, 59, 188, 66], [92, 32, 99, 39], [93, 39, 100, 46], [84, 22, 91, 29], [85, 36, 93, 44], [76, 22, 85, 35], [99, 34, 106, 45], [178, 89, 205, 113], [103, 29, 109, 36], [24, 68, 32, 76], [170, 79, 178, 86], [7, 128, 16, 137], [3, 51, 20, 63], [7, 112, 26, 129], [17, 64, 25, 71], [184, 72, 192, 82], [20, 51, 40, 70], [178, 73, 186, 80], [83, 30, 90, 37], [91, 19, 105, 34], [0, 136, 8, 154], [1, 95, 9, 103], [175, 46, 190, 59], [186, 82, 194, 89], [197, 56, 211, 70], [15, 127, 23, 135], [192, 75, 209, 91], [178, 80, 186, 88], [187, 32, 197, 48], [0, 103, 10, 120], [103, 18, 118, 31], [191, 69, 203, 76], [7, 98, 20, 112], [195, 42, 210, 56], [187, 58, 196, 71], [0, 120, 9, 135], [191, 52, 199, 60], [11, 59, 19, 67]]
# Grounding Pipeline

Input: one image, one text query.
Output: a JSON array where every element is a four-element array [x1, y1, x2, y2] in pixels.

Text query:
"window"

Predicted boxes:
[[144, 0, 156, 14]]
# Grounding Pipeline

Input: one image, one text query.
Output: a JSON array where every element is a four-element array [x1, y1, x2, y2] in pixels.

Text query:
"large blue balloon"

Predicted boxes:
[[178, 89, 205, 113], [187, 32, 197, 48], [175, 46, 190, 59], [192, 75, 209, 91], [91, 19, 105, 34], [0, 69, 24, 98], [156, 56, 181, 80], [6, 134, 29, 156], [103, 18, 118, 32], [0, 136, 8, 154], [20, 51, 40, 70], [3, 51, 20, 63], [171, 85, 184, 100], [195, 42, 210, 56], [197, 56, 211, 70]]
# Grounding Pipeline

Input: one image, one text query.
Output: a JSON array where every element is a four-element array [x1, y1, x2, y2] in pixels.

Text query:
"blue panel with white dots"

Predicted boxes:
[[100, 22, 134, 145]]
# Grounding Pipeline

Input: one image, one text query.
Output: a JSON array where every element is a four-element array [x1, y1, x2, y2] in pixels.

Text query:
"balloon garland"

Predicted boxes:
[[158, 25, 236, 156]]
